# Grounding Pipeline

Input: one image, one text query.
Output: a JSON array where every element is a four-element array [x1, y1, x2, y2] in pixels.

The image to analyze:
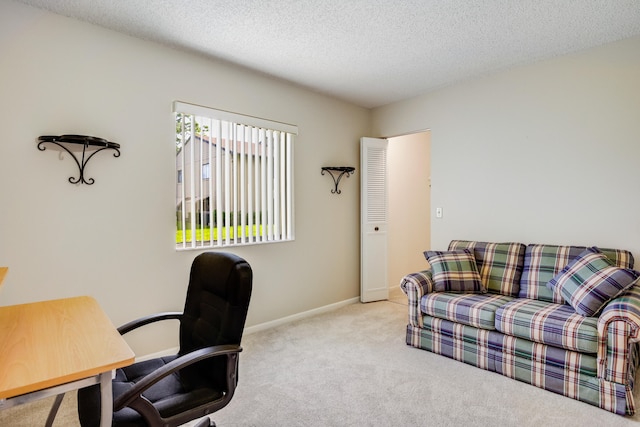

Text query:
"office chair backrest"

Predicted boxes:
[[179, 252, 253, 386]]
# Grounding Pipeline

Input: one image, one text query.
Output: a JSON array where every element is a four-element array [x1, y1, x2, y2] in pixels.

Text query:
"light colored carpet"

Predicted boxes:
[[2, 287, 640, 426]]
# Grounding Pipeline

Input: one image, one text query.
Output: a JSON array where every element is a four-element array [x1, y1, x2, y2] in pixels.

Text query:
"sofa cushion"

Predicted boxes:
[[495, 299, 598, 353], [423, 249, 486, 293], [519, 244, 635, 304], [421, 292, 514, 330], [547, 247, 640, 317], [448, 240, 526, 297]]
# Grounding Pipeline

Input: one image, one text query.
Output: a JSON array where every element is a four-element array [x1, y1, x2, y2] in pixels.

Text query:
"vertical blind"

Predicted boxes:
[[173, 101, 297, 249]]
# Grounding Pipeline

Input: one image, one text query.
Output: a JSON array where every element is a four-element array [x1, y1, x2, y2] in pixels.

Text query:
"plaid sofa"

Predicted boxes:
[[401, 240, 640, 415]]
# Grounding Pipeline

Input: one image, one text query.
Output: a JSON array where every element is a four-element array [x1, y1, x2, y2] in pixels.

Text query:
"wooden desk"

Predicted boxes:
[[0, 296, 135, 426]]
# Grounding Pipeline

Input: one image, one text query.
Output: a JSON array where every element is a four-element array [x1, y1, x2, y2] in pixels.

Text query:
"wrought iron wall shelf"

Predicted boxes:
[[37, 134, 120, 185], [321, 166, 355, 194]]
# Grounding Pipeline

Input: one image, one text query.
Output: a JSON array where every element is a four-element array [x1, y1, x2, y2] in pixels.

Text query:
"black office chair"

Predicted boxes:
[[77, 252, 252, 427]]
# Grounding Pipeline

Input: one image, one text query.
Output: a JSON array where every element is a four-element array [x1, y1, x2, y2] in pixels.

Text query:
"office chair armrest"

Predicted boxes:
[[113, 344, 242, 411], [117, 311, 183, 335]]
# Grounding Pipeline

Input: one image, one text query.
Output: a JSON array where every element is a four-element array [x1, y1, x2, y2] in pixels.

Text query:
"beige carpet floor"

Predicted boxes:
[[2, 287, 640, 426]]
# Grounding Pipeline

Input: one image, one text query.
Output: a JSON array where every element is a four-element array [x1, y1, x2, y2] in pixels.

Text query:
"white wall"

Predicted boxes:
[[372, 35, 640, 258], [388, 132, 431, 287], [0, 1, 369, 356]]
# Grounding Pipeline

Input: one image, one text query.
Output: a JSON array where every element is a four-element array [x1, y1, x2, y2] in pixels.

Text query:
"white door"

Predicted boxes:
[[360, 137, 389, 302]]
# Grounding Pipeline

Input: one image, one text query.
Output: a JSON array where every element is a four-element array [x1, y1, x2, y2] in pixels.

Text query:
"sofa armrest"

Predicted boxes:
[[400, 270, 434, 328], [597, 286, 640, 383]]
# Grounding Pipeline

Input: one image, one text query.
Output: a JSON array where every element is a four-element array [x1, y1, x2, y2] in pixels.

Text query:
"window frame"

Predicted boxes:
[[202, 163, 210, 180], [173, 101, 297, 250]]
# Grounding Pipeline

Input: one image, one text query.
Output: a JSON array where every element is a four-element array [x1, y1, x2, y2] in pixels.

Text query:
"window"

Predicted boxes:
[[174, 101, 297, 249]]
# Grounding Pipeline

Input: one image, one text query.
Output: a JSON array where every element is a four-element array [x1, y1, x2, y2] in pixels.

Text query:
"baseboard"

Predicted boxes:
[[244, 296, 360, 335], [136, 346, 179, 362], [136, 296, 360, 361]]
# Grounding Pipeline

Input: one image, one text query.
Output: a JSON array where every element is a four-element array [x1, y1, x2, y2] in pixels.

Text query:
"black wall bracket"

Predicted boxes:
[[321, 166, 355, 194], [37, 135, 120, 185]]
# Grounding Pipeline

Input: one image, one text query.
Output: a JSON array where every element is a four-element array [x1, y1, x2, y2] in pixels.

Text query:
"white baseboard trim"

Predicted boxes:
[[244, 296, 360, 335], [136, 346, 179, 362], [136, 296, 360, 362]]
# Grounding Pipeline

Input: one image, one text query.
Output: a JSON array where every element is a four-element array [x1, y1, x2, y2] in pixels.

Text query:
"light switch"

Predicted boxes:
[[436, 207, 443, 218]]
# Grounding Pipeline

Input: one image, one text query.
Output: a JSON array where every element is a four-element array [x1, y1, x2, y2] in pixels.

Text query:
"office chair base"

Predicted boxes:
[[193, 417, 215, 427]]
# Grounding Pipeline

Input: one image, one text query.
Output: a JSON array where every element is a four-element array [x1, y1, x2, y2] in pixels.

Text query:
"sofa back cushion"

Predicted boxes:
[[519, 244, 635, 303], [448, 240, 526, 297]]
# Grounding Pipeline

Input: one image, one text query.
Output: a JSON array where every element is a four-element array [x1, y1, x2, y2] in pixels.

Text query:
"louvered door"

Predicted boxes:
[[360, 137, 389, 302]]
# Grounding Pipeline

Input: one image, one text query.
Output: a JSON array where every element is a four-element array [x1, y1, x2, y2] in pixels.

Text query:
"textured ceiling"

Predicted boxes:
[[14, 0, 640, 108]]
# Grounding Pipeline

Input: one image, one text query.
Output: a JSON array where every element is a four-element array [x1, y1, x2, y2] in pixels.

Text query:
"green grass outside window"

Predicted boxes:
[[176, 225, 263, 244]]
